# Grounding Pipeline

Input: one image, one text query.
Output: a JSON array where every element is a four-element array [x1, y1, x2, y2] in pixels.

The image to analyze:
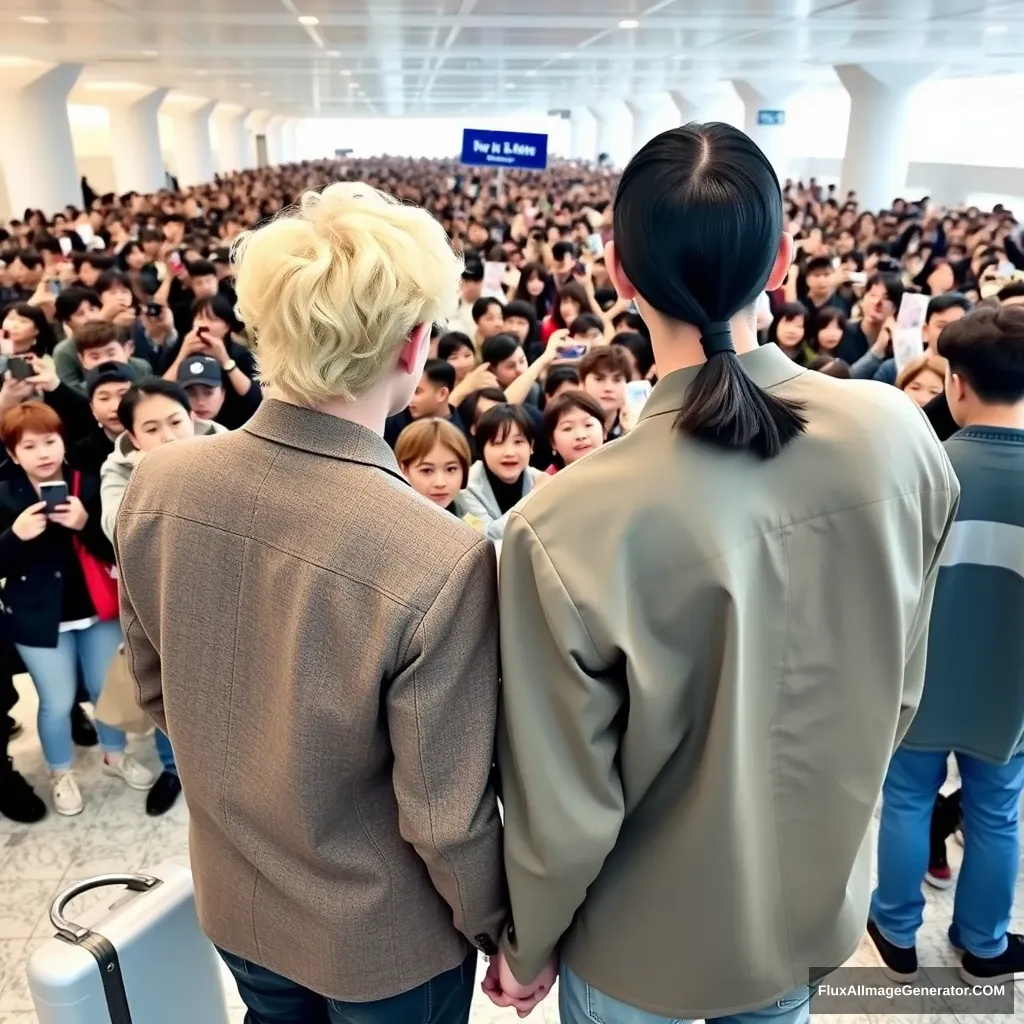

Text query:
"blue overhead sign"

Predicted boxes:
[[460, 129, 549, 170], [757, 109, 786, 126]]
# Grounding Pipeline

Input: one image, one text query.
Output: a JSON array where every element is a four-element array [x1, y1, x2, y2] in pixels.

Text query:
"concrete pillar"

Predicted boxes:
[[107, 87, 168, 195], [590, 102, 631, 168], [569, 107, 597, 162], [836, 64, 931, 211], [248, 110, 271, 167], [669, 89, 715, 126], [625, 99, 667, 156], [281, 118, 300, 163], [0, 63, 82, 214], [265, 116, 286, 166], [169, 99, 215, 186], [733, 80, 797, 182], [215, 105, 252, 174]]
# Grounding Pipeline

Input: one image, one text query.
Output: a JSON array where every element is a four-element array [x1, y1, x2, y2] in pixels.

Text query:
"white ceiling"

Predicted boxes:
[[1, 0, 1023, 118]]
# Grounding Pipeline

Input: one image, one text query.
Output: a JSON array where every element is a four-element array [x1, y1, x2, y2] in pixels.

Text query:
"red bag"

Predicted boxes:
[[71, 471, 119, 621]]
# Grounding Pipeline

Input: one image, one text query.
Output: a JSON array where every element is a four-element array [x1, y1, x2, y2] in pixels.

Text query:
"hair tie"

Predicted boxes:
[[700, 321, 735, 357]]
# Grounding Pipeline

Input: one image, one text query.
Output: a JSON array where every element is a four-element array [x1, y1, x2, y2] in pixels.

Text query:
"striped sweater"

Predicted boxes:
[[902, 425, 1024, 764]]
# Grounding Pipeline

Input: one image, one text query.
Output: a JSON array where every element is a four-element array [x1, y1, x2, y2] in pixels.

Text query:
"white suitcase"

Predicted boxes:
[[28, 861, 230, 1024]]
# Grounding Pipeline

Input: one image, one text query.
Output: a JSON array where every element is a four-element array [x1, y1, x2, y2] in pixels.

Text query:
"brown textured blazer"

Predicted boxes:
[[114, 399, 507, 1001]]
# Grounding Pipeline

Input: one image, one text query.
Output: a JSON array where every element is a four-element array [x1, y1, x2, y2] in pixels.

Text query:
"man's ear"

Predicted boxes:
[[604, 241, 637, 302], [397, 322, 431, 373]]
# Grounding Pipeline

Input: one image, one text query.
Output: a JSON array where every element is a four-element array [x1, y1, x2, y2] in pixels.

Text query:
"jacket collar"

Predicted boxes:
[[243, 399, 409, 485], [640, 344, 806, 424]]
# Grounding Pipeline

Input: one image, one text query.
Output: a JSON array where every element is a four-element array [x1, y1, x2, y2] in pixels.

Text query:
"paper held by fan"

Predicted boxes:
[[893, 293, 931, 371]]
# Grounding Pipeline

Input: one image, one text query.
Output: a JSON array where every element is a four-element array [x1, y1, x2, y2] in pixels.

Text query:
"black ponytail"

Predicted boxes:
[[614, 123, 807, 460]]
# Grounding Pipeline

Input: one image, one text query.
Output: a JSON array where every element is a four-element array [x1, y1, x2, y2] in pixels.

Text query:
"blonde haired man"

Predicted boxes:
[[114, 183, 507, 1023]]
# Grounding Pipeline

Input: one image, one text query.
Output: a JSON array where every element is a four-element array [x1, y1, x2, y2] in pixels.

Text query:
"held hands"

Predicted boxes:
[[12, 501, 47, 541], [49, 496, 88, 532], [481, 953, 557, 1017]]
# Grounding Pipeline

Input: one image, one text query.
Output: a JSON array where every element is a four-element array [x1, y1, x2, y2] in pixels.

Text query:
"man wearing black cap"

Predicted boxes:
[[69, 361, 138, 476], [177, 355, 228, 427]]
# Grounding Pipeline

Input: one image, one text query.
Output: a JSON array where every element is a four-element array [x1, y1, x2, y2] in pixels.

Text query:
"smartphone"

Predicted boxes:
[[847, 272, 867, 286], [40, 481, 69, 516], [8, 357, 33, 381], [556, 343, 589, 360], [47, 279, 61, 297], [625, 379, 653, 420], [168, 252, 184, 273], [145, 302, 163, 318]]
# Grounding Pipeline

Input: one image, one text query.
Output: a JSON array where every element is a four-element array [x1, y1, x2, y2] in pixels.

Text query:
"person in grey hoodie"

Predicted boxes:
[[99, 377, 226, 815], [100, 378, 227, 543], [458, 404, 543, 542]]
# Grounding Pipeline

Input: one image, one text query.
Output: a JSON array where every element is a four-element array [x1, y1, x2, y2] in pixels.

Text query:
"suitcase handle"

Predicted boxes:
[[50, 873, 161, 942]]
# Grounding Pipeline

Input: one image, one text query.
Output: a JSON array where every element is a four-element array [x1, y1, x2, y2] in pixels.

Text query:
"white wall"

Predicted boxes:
[[295, 113, 571, 161]]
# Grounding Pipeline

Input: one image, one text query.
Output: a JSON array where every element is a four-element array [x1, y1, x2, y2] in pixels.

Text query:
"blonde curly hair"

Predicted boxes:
[[232, 182, 462, 405]]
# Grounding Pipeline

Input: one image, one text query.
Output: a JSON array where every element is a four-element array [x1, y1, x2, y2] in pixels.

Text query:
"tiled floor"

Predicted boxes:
[[1, 672, 1022, 1023]]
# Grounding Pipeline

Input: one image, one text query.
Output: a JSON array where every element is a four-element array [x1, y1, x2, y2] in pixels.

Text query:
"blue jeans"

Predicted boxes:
[[17, 620, 126, 771], [218, 949, 475, 1024], [560, 966, 810, 1024], [871, 746, 1024, 958], [155, 728, 176, 773]]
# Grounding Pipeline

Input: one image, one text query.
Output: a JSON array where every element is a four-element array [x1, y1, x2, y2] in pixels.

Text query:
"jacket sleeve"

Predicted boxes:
[[386, 539, 507, 953], [45, 383, 93, 438], [100, 459, 129, 544], [496, 511, 625, 984], [53, 339, 87, 395], [114, 494, 167, 733], [893, 421, 961, 749], [850, 350, 884, 380]]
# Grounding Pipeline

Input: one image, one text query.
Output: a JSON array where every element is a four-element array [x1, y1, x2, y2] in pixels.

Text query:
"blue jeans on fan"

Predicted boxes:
[[871, 746, 1024, 959], [154, 729, 176, 774], [560, 965, 809, 1024], [217, 948, 475, 1023], [16, 619, 126, 772]]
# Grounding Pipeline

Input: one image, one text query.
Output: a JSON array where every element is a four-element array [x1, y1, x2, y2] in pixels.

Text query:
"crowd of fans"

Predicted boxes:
[[1, 144, 1023, 1015]]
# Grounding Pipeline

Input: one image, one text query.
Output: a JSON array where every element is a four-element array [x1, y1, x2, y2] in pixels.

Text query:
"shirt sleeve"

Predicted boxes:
[[386, 539, 507, 952], [496, 511, 625, 983]]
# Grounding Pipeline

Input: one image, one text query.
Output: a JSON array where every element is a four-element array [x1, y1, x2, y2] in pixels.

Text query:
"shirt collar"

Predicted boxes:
[[640, 344, 806, 424], [243, 399, 409, 484]]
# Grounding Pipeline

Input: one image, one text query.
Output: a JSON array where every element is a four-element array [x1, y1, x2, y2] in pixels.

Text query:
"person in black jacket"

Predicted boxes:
[[0, 402, 154, 816], [161, 293, 260, 429], [68, 362, 138, 476]]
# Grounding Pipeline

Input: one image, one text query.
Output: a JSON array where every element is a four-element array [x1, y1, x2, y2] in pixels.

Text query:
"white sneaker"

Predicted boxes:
[[52, 772, 84, 816], [104, 753, 155, 791]]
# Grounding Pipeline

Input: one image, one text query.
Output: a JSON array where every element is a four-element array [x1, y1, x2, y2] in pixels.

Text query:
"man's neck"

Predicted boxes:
[[958, 402, 1024, 431], [268, 386, 392, 437]]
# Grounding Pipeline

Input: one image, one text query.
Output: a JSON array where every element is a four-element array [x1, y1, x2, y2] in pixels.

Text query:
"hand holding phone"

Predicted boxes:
[[11, 501, 47, 542]]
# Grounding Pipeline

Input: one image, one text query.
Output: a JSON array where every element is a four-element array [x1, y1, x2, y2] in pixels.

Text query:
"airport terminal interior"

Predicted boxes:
[[1, 0, 1024, 1021]]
